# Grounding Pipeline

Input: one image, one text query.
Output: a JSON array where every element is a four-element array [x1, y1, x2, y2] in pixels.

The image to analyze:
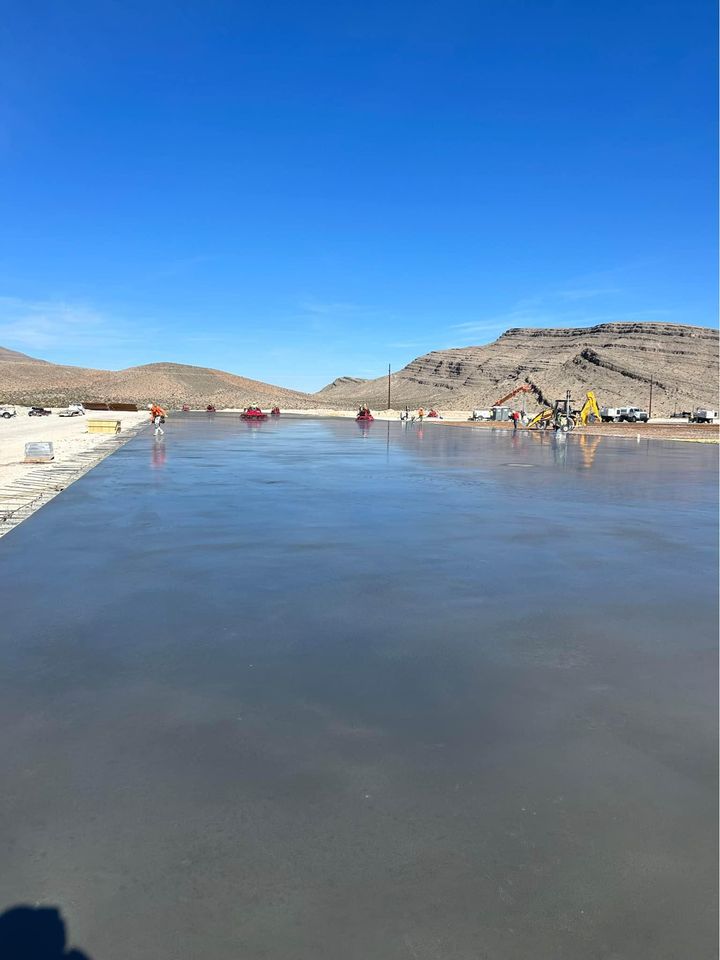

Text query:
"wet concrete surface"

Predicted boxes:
[[0, 416, 717, 959]]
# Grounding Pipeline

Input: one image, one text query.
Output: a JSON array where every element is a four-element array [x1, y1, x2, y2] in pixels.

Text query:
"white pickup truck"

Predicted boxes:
[[58, 403, 86, 417], [601, 406, 649, 423], [0, 405, 17, 419]]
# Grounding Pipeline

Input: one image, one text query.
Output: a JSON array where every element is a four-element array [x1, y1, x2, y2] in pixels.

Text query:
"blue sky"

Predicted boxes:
[[0, 0, 716, 391]]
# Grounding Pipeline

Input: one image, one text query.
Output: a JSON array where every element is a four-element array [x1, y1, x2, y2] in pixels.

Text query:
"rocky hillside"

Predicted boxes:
[[318, 375, 368, 393], [318, 323, 719, 415], [0, 353, 315, 408]]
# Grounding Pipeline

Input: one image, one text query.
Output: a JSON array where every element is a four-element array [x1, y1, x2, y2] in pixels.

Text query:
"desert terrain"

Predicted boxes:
[[319, 322, 719, 415], [1, 322, 717, 417]]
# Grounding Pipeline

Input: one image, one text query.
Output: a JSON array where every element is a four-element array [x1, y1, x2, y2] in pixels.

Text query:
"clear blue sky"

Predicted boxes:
[[0, 0, 716, 391]]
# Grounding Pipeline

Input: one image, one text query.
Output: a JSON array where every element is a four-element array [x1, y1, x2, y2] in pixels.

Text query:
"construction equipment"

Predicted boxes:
[[492, 384, 531, 407], [577, 391, 601, 425], [527, 392, 576, 432]]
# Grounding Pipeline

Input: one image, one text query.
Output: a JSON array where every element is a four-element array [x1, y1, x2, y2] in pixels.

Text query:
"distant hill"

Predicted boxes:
[[318, 376, 368, 393], [2, 322, 717, 413], [0, 346, 48, 364], [316, 323, 719, 415], [0, 353, 315, 408]]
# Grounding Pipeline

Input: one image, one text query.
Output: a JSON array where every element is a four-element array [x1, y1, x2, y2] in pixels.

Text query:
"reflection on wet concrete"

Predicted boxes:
[[0, 418, 717, 960], [151, 437, 167, 470]]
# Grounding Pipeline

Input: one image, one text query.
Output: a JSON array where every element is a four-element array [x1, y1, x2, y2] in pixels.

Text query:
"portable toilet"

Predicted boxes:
[[491, 406, 511, 421]]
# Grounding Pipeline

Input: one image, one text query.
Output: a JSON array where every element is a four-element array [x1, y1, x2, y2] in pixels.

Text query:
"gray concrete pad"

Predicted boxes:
[[0, 417, 717, 959]]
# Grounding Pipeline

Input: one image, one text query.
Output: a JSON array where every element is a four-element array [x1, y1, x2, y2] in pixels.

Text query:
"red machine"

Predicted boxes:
[[428, 409, 440, 418], [206, 405, 216, 413], [241, 408, 268, 421], [181, 404, 190, 412], [270, 407, 281, 417], [356, 412, 374, 422]]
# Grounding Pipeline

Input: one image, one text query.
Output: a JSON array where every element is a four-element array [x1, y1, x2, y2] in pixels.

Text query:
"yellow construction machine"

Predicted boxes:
[[577, 391, 601, 425], [527, 392, 576, 432], [527, 390, 602, 431]]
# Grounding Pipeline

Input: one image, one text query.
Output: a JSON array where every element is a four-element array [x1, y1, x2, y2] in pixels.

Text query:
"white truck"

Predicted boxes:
[[468, 409, 493, 421], [601, 406, 649, 423], [0, 405, 17, 419], [691, 409, 717, 424]]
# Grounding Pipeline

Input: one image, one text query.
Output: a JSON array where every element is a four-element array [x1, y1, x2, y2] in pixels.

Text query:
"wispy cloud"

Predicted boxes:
[[450, 318, 524, 333], [447, 270, 671, 345], [0, 295, 149, 353]]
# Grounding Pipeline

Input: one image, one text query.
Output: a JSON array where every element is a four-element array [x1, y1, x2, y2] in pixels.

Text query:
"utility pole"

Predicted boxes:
[[387, 363, 391, 410], [649, 377, 653, 420]]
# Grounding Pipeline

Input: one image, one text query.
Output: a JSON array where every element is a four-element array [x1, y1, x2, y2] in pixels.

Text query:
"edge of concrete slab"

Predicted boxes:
[[0, 421, 149, 540]]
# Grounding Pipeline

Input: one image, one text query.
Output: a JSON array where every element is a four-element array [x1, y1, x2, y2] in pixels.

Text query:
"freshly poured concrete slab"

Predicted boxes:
[[0, 417, 717, 960]]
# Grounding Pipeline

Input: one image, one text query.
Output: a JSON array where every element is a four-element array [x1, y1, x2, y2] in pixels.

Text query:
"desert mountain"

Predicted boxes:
[[0, 354, 314, 408], [318, 376, 368, 392], [1, 322, 717, 413], [318, 323, 719, 415], [0, 346, 49, 364]]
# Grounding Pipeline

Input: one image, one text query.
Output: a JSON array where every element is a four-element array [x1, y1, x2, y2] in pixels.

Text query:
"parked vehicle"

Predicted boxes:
[[468, 409, 492, 421], [617, 407, 649, 423], [28, 406, 52, 416], [600, 406, 649, 423], [691, 409, 717, 423], [0, 405, 17, 419], [58, 403, 85, 417]]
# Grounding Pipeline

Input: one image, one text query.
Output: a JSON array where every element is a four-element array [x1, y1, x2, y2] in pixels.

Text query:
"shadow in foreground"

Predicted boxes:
[[0, 905, 92, 960]]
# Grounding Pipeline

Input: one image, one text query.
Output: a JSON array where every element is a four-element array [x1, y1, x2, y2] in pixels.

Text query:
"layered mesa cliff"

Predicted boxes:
[[318, 323, 719, 414]]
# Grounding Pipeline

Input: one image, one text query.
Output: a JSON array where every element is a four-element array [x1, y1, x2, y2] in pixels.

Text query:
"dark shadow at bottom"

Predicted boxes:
[[0, 905, 92, 959]]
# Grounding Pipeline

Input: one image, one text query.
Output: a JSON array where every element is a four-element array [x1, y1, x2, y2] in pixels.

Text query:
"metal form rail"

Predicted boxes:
[[0, 421, 148, 539]]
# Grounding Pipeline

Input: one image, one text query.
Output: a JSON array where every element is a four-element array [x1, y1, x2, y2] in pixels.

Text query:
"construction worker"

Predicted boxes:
[[148, 403, 166, 436], [417, 407, 425, 421], [510, 410, 520, 431]]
